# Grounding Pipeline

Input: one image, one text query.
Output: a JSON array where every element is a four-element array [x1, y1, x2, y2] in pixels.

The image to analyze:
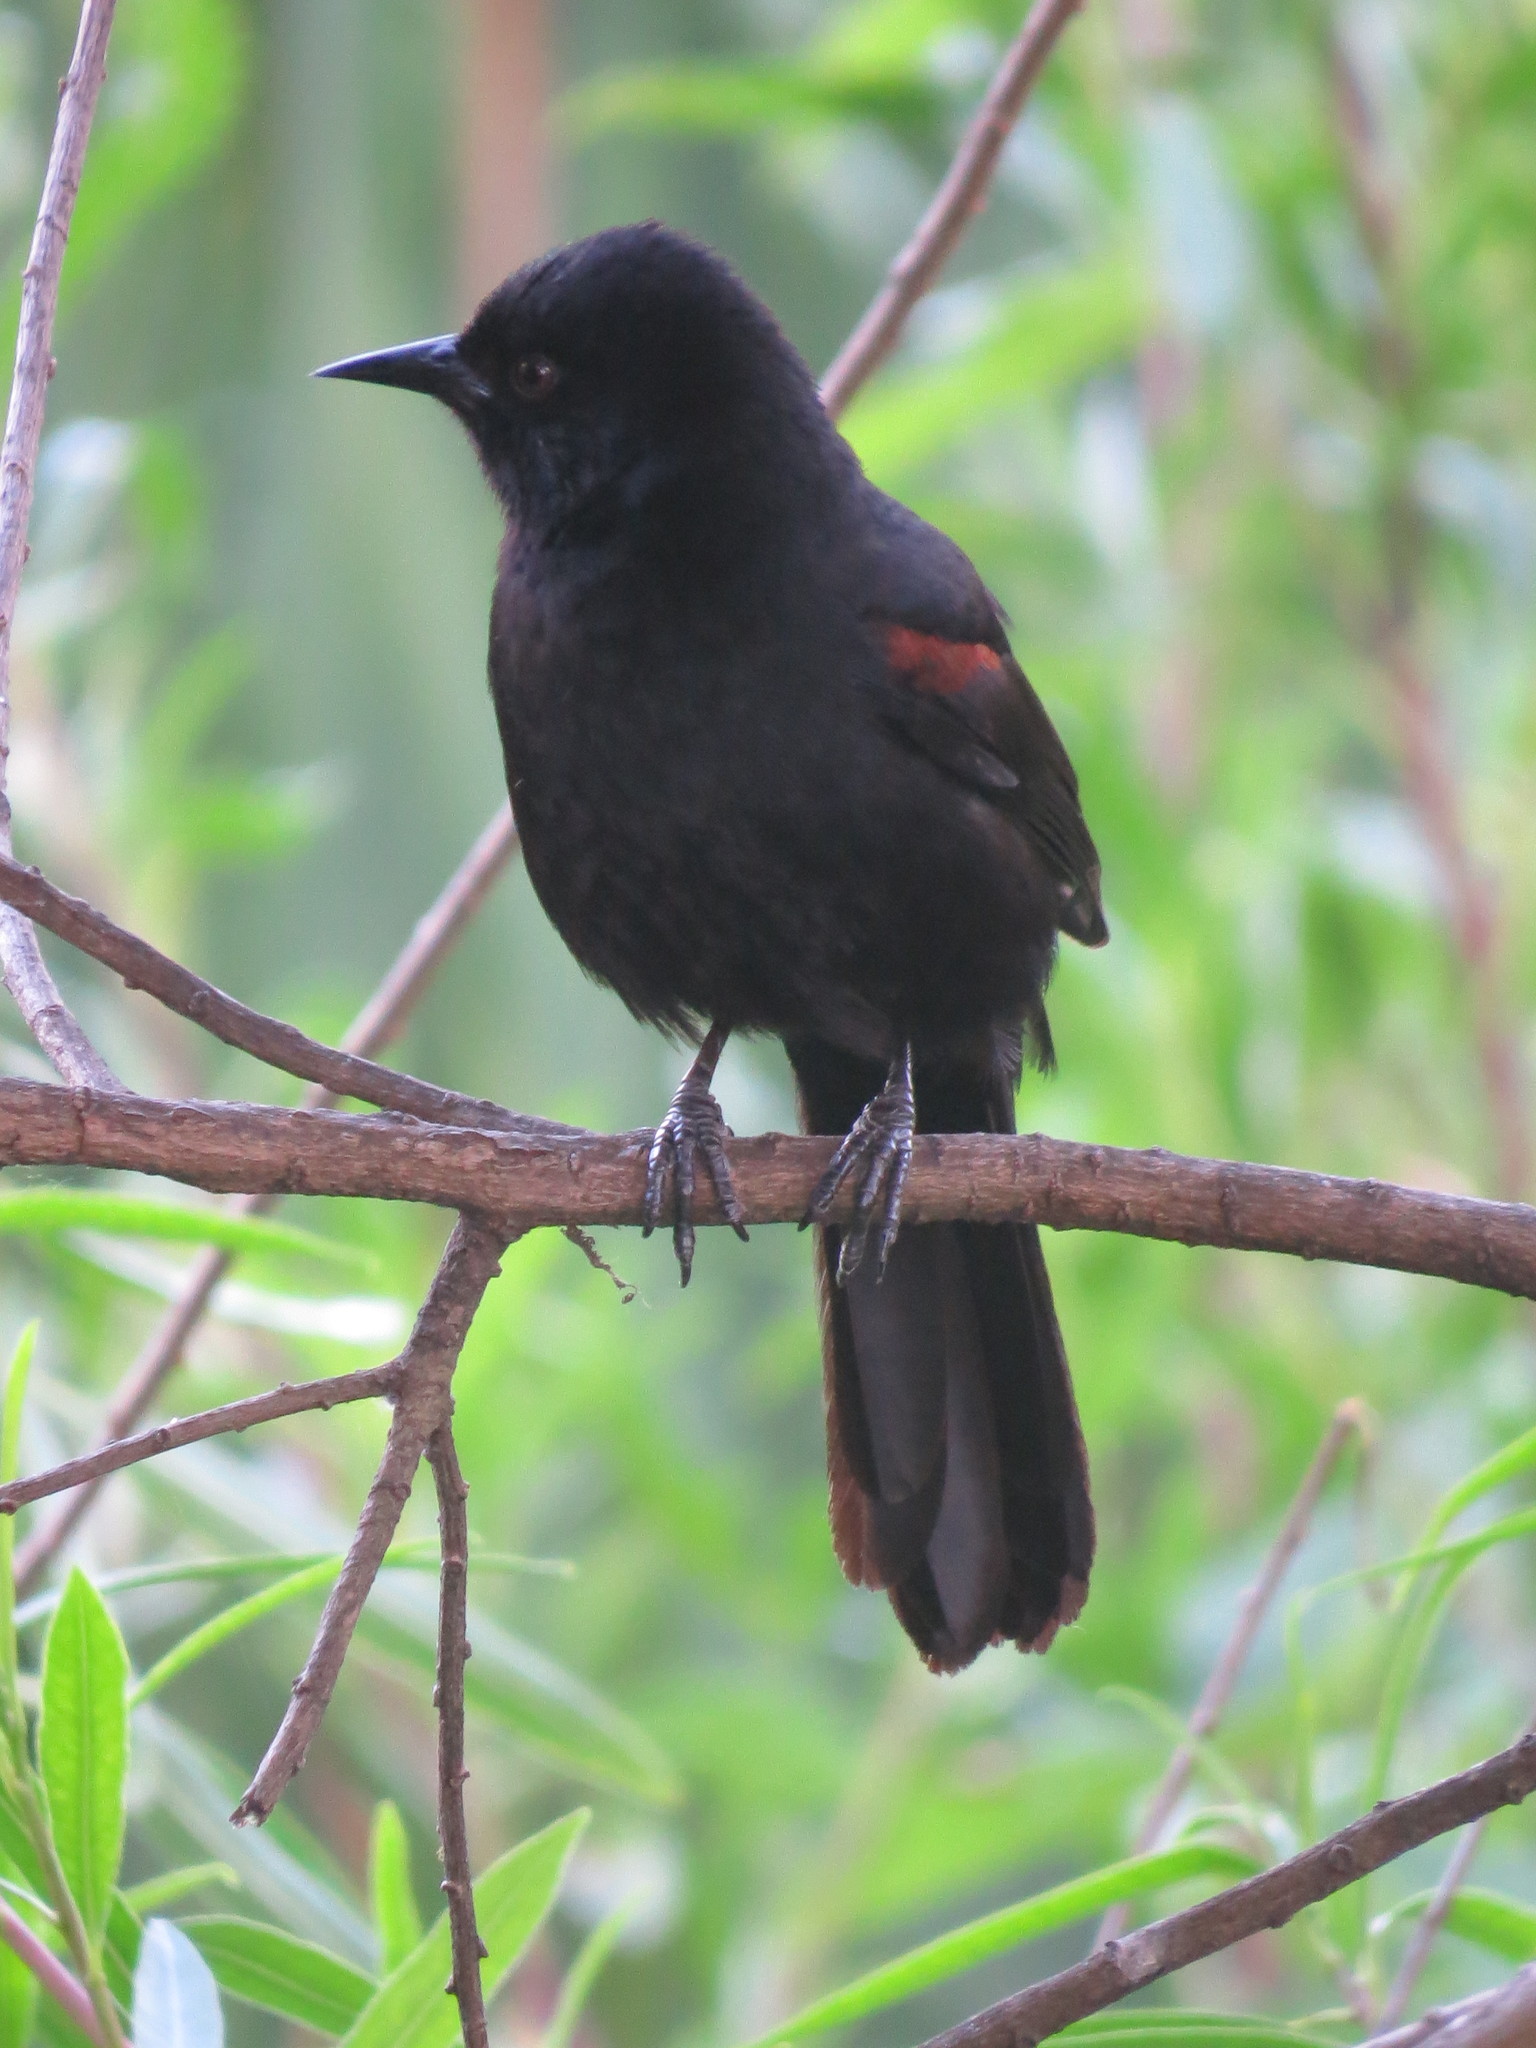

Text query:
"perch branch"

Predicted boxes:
[[0, 0, 122, 1092], [3, 1080, 1535, 1297], [819, 0, 1086, 417], [231, 1215, 509, 1826], [918, 1733, 1536, 2047], [0, 851, 568, 1141], [429, 1420, 489, 2047], [12, 804, 523, 1589], [0, 1362, 404, 1514], [1096, 1397, 1369, 1944]]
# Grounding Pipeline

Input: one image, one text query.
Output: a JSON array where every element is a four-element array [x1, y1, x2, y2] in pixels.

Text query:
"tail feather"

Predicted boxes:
[[792, 1038, 1094, 1672]]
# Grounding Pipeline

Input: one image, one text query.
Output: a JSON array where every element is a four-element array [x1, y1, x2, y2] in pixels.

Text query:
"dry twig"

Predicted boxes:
[[429, 1421, 490, 2046], [819, 0, 1086, 416], [0, 1362, 404, 1514], [1362, 1964, 1536, 2048], [232, 1215, 510, 1826], [12, 804, 523, 1589], [0, 0, 121, 1092], [918, 1733, 1536, 2047], [0, 852, 567, 1142], [1096, 1398, 1369, 1945], [3, 1079, 1534, 1297]]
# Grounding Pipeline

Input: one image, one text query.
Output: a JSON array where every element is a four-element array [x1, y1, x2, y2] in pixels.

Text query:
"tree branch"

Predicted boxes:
[[0, 852, 568, 1142], [0, 1362, 404, 1515], [1096, 1398, 1369, 1944], [819, 0, 1086, 418], [3, 1079, 1534, 1296], [231, 1215, 509, 1827], [0, 0, 122, 1092], [11, 803, 523, 1591], [1362, 1965, 1536, 2048], [917, 1734, 1536, 2047], [428, 1419, 489, 2048]]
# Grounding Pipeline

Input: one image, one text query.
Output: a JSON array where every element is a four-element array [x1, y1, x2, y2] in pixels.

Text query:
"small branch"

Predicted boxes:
[[1375, 1705, 1536, 2031], [819, 0, 1086, 418], [428, 1420, 489, 2048], [11, 805, 523, 1591], [1096, 1398, 1368, 1944], [917, 1733, 1536, 2048], [0, 852, 569, 1143], [231, 1216, 509, 1826], [0, 1362, 404, 1515], [1362, 1964, 1536, 2048], [0, 0, 123, 1092], [4, 1080, 1536, 1299], [0, 1896, 100, 2042]]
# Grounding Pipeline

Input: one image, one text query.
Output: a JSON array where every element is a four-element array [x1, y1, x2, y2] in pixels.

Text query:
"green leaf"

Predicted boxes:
[[543, 1901, 630, 2048], [39, 1569, 129, 1939], [368, 1802, 422, 1975], [1419, 1422, 1536, 1552], [0, 1929, 35, 2048], [133, 1917, 224, 2047], [181, 1916, 375, 2034], [1376, 1885, 1536, 1964], [340, 1809, 589, 2048], [104, 1890, 144, 2010], [360, 1588, 678, 1804], [843, 258, 1146, 480], [1059, 2025, 1341, 2045], [738, 1844, 1260, 2048], [0, 1187, 365, 1266], [121, 1865, 239, 1916], [128, 1557, 347, 1708]]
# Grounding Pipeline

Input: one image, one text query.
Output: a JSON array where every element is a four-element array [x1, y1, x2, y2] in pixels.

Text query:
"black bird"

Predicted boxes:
[[318, 222, 1105, 1671]]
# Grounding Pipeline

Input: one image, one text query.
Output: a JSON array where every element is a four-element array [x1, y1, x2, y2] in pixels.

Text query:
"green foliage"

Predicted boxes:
[[38, 1572, 127, 1942]]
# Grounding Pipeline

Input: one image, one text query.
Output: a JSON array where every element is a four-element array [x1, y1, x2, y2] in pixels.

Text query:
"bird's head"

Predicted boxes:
[[316, 221, 842, 542]]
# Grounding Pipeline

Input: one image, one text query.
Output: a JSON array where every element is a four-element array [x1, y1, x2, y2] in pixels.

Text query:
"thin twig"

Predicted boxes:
[[428, 1419, 489, 2048], [917, 1733, 1536, 2048], [0, 1896, 100, 2041], [1096, 1399, 1369, 1945], [819, 0, 1086, 417], [0, 0, 122, 1091], [231, 1215, 509, 1826], [1376, 1706, 1536, 2032], [0, 1362, 404, 1515], [12, 804, 523, 1591], [0, 851, 569, 1142], [1361, 1964, 1536, 2048], [4, 1079, 1536, 1298]]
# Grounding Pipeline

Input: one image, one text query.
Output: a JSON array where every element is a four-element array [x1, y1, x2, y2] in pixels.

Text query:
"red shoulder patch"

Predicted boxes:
[[883, 623, 1004, 696]]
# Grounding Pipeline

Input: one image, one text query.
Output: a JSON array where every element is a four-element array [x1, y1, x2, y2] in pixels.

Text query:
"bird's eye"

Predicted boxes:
[[511, 354, 560, 402]]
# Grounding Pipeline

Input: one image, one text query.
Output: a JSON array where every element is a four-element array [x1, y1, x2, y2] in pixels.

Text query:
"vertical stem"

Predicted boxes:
[[429, 1420, 489, 2047]]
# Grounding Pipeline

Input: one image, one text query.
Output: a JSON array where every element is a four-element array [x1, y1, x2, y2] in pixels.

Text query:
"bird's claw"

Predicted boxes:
[[803, 1049, 915, 1283], [643, 1077, 748, 1286]]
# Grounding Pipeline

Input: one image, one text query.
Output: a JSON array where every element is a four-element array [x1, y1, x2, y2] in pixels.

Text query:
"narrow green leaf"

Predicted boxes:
[[122, 1865, 239, 1916], [367, 1802, 422, 1975], [1419, 1423, 1536, 1551], [39, 1569, 129, 1938], [1376, 1885, 1536, 1964], [738, 1845, 1259, 2048], [181, 1915, 375, 2034], [0, 1937, 35, 2048], [128, 1557, 344, 1707], [1059, 2026, 1341, 2045], [133, 1916, 224, 2048], [104, 1889, 144, 2010], [543, 1901, 630, 2048], [340, 1809, 589, 2048], [0, 1187, 364, 1265]]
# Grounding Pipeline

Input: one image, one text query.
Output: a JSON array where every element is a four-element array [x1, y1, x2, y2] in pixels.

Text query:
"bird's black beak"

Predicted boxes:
[[313, 334, 485, 413]]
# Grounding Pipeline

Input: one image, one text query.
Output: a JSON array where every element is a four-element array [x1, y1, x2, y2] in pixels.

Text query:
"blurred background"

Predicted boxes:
[[2, 0, 1536, 2040]]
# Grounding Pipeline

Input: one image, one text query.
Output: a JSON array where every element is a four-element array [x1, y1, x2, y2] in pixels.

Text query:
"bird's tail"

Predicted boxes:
[[789, 1039, 1094, 1671]]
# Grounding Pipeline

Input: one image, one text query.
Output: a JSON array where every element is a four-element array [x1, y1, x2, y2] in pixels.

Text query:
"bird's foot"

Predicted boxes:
[[642, 1029, 748, 1286], [804, 1045, 915, 1283]]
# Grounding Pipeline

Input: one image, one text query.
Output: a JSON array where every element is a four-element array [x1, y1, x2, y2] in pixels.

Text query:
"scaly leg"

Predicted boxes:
[[804, 1044, 915, 1282], [643, 1021, 749, 1285]]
